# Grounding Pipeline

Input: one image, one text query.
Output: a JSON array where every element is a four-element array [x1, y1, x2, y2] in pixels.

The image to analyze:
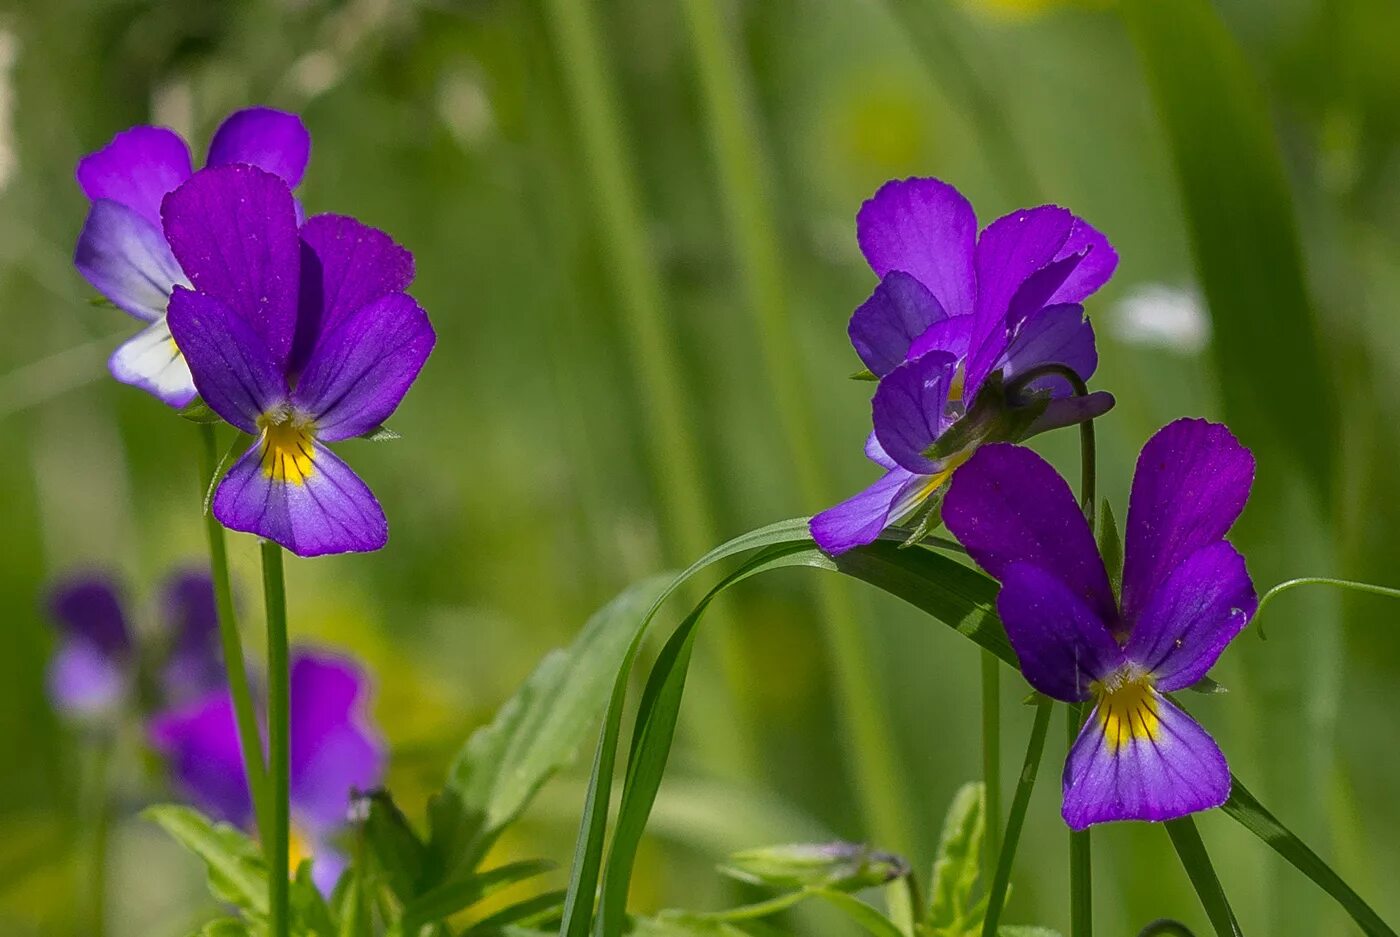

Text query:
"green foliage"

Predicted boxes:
[[177, 397, 224, 424], [144, 806, 268, 916], [720, 842, 909, 892], [1097, 500, 1123, 602], [927, 783, 985, 934]]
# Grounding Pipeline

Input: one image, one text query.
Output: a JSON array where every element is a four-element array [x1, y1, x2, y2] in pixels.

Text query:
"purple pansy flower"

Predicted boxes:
[[74, 108, 311, 407], [811, 177, 1119, 555], [160, 163, 433, 557], [148, 648, 386, 894], [943, 418, 1257, 829]]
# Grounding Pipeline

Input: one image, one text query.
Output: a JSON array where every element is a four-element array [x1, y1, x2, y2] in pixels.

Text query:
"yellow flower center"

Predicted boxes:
[[947, 362, 966, 403], [258, 412, 317, 485], [1092, 669, 1160, 752], [288, 824, 313, 875]]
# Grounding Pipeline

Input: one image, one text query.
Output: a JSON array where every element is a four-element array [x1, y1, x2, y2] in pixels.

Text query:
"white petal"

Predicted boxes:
[[109, 319, 196, 407]]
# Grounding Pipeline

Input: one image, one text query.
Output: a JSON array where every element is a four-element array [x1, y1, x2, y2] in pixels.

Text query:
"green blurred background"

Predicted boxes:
[[2, 0, 1399, 933]]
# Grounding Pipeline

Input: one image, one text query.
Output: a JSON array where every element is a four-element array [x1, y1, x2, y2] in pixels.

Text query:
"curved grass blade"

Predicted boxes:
[[981, 698, 1054, 937], [807, 888, 905, 937], [1222, 778, 1396, 937], [1162, 817, 1241, 937]]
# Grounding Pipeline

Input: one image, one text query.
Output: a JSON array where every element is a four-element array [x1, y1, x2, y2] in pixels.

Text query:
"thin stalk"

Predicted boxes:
[[981, 650, 1001, 882], [197, 424, 271, 847], [541, 0, 757, 777], [677, 0, 912, 851], [981, 697, 1053, 937], [1067, 703, 1092, 937], [1164, 817, 1242, 937], [1254, 576, 1400, 639], [260, 540, 290, 937]]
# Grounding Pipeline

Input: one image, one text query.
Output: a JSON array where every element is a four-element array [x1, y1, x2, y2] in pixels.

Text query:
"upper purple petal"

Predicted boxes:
[[995, 561, 1124, 701], [997, 303, 1098, 395], [290, 293, 435, 441], [1047, 215, 1117, 306], [969, 205, 1074, 369], [871, 352, 958, 475], [810, 466, 924, 555], [77, 125, 193, 227], [856, 178, 977, 320], [160, 569, 227, 705], [1126, 542, 1255, 692], [943, 444, 1115, 621], [161, 165, 302, 369], [288, 650, 385, 834], [1121, 419, 1255, 621], [848, 271, 948, 377], [905, 314, 975, 364], [74, 200, 186, 321], [48, 575, 130, 655], [148, 690, 255, 828], [205, 108, 311, 188], [166, 287, 288, 432]]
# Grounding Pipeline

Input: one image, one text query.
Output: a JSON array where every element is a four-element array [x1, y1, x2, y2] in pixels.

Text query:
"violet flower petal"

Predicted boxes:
[[108, 318, 197, 408], [160, 570, 226, 705], [856, 177, 977, 320], [1023, 391, 1115, 438], [1048, 215, 1118, 306], [148, 690, 254, 827], [871, 352, 958, 475], [1062, 689, 1229, 829], [995, 561, 1123, 701], [1121, 419, 1255, 621], [998, 302, 1097, 395], [49, 575, 130, 655], [289, 651, 385, 835], [206, 108, 311, 189], [76, 125, 193, 227], [848, 271, 947, 377], [905, 314, 975, 364], [1126, 541, 1255, 692], [48, 641, 129, 717], [809, 466, 925, 555], [74, 200, 187, 322], [166, 287, 287, 432]]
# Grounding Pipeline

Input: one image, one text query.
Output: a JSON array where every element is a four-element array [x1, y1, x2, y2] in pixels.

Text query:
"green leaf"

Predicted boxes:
[[360, 789, 427, 902], [144, 805, 268, 915], [719, 842, 908, 893], [1184, 676, 1228, 695], [190, 920, 254, 937], [179, 397, 224, 424], [1121, 0, 1336, 494], [927, 782, 984, 929], [1221, 777, 1397, 937], [357, 424, 401, 442], [1097, 500, 1123, 602], [806, 888, 905, 937], [997, 929, 1063, 937], [398, 858, 554, 934], [332, 865, 372, 937], [460, 889, 568, 935], [850, 367, 879, 382], [1162, 817, 1241, 937]]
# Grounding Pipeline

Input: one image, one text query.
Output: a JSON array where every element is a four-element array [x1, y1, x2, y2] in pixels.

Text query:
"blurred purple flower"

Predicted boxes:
[[74, 108, 311, 407], [944, 418, 1256, 829], [149, 648, 386, 893], [811, 177, 1118, 554], [45, 575, 133, 719], [159, 569, 227, 705], [162, 164, 434, 556]]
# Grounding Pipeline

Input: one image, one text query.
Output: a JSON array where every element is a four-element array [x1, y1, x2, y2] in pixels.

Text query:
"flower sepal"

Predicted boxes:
[[178, 397, 224, 424], [719, 842, 910, 892], [357, 424, 402, 442], [922, 371, 1049, 465]]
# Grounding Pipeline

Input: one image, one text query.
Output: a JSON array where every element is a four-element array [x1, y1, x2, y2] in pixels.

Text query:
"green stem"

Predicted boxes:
[[676, 0, 912, 852], [1254, 576, 1400, 639], [1067, 704, 1092, 937], [981, 697, 1053, 937], [1164, 817, 1241, 937], [260, 540, 290, 937], [197, 424, 271, 848], [981, 650, 1001, 882]]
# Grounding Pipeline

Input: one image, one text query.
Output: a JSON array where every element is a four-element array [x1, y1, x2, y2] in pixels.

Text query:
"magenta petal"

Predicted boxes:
[[857, 177, 977, 320], [1062, 691, 1230, 830], [1121, 419, 1255, 620], [810, 467, 924, 555], [77, 125, 192, 227], [995, 561, 1123, 701], [1048, 215, 1118, 306], [1127, 542, 1255, 692], [296, 215, 416, 356], [162, 165, 301, 368], [206, 107, 311, 188], [291, 293, 435, 441], [871, 352, 958, 474], [213, 437, 388, 557], [943, 444, 1115, 620], [848, 271, 948, 377], [289, 651, 385, 834], [166, 287, 287, 432], [149, 690, 254, 827], [74, 200, 186, 321]]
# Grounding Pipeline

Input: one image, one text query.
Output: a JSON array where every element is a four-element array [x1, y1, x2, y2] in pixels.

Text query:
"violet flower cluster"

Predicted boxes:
[[75, 109, 434, 557]]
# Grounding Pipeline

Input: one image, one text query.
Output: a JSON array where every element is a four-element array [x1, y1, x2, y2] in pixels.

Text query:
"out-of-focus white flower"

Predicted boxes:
[[1112, 284, 1210, 354]]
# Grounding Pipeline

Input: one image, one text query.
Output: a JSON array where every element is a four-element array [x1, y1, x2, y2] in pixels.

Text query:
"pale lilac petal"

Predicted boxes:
[[810, 467, 925, 555], [1062, 690, 1230, 830], [289, 651, 385, 834], [943, 444, 1114, 620], [166, 288, 287, 432], [1126, 542, 1255, 692], [856, 177, 977, 319], [48, 642, 129, 718], [161, 165, 301, 368], [77, 126, 192, 227], [871, 352, 958, 474], [74, 200, 186, 321], [1121, 419, 1254, 620], [213, 437, 388, 557], [310, 849, 349, 897], [864, 430, 897, 469], [848, 271, 947, 377], [108, 318, 197, 408], [148, 690, 254, 827], [290, 293, 435, 441], [206, 108, 311, 188], [995, 562, 1123, 701]]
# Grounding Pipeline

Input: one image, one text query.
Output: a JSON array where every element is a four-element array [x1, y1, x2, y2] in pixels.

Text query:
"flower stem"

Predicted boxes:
[[1068, 703, 1093, 937], [981, 649, 1001, 882], [260, 540, 290, 937], [980, 697, 1053, 937], [198, 424, 271, 847]]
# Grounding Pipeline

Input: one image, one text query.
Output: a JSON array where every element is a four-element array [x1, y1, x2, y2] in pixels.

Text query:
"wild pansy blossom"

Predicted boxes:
[[149, 649, 385, 893], [944, 418, 1256, 829], [74, 108, 311, 406], [161, 164, 434, 557], [45, 569, 226, 719], [811, 177, 1118, 554]]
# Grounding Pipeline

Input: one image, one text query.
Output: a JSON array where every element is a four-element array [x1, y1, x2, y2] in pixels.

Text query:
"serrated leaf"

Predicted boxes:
[[145, 805, 268, 915], [927, 782, 984, 929], [357, 424, 401, 442], [359, 789, 426, 902], [719, 842, 907, 893], [179, 397, 224, 424]]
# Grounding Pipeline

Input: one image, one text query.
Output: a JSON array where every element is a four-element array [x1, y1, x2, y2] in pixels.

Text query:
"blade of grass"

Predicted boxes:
[[981, 697, 1053, 937], [1163, 817, 1242, 937]]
